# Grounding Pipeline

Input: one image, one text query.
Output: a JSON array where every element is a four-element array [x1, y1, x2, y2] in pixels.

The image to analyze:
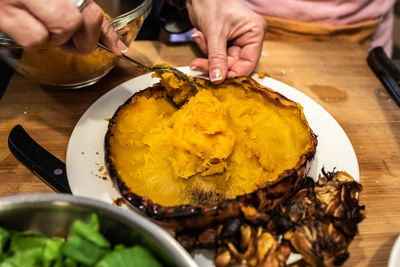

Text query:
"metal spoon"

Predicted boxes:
[[97, 43, 197, 88], [0, 33, 196, 87], [0, 31, 199, 93]]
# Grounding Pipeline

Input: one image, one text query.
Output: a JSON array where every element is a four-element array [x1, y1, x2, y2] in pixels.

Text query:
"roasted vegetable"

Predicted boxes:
[[175, 170, 365, 267], [105, 76, 317, 229], [283, 171, 365, 267]]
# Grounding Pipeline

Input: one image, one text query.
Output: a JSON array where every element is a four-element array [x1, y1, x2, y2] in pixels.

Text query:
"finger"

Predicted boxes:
[[190, 47, 241, 78], [228, 33, 264, 78], [100, 15, 127, 55], [206, 30, 228, 84], [71, 1, 103, 54], [22, 0, 82, 46], [60, 39, 79, 53], [227, 49, 258, 78], [190, 58, 209, 73], [226, 46, 241, 77], [191, 30, 207, 55], [0, 7, 48, 48], [227, 50, 258, 79]]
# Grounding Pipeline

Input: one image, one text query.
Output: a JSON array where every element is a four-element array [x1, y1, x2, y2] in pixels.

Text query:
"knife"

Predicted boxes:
[[367, 46, 400, 107], [8, 125, 72, 194]]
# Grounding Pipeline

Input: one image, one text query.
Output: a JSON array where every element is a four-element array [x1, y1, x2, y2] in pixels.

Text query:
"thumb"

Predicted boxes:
[[207, 33, 228, 84]]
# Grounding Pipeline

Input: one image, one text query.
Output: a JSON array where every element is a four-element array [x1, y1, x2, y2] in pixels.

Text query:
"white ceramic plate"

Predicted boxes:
[[66, 67, 360, 266], [389, 235, 400, 267]]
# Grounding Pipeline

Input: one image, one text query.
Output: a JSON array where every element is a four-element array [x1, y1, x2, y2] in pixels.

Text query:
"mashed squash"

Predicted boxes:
[[20, 47, 116, 84], [107, 77, 314, 207], [18, 13, 146, 86], [170, 89, 236, 178]]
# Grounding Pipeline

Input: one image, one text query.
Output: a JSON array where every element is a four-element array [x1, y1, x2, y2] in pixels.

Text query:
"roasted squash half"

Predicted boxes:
[[105, 75, 317, 229]]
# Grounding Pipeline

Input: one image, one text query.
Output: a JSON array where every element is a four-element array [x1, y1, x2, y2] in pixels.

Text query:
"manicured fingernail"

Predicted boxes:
[[210, 68, 223, 82], [117, 40, 128, 53]]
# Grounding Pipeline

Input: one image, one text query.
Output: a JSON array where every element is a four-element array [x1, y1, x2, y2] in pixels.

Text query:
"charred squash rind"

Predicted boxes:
[[105, 76, 318, 230], [193, 76, 301, 108]]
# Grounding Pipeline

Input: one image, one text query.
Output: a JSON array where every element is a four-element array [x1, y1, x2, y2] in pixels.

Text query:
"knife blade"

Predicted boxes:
[[7, 125, 72, 194]]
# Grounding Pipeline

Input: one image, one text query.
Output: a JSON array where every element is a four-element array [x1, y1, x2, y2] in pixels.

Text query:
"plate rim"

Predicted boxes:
[[389, 235, 400, 267]]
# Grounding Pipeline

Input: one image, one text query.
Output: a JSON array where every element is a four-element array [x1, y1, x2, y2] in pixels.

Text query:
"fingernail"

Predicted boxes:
[[190, 66, 199, 71], [117, 40, 128, 54], [191, 32, 199, 39], [210, 68, 223, 82]]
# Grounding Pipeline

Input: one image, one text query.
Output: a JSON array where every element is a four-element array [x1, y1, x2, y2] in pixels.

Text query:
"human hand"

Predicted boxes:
[[0, 0, 127, 55], [186, 0, 266, 83]]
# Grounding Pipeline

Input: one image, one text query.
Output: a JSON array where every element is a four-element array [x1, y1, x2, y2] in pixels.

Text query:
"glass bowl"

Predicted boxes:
[[0, 193, 197, 266], [0, 0, 152, 89]]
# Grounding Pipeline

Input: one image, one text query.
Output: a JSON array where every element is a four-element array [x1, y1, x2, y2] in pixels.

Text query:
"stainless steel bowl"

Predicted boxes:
[[0, 193, 197, 267]]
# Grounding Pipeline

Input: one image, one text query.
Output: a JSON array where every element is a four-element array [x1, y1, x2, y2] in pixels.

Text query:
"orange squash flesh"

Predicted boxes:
[[107, 77, 314, 208]]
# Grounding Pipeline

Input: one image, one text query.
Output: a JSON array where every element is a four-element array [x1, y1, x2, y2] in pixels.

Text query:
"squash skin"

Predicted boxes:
[[105, 76, 318, 230]]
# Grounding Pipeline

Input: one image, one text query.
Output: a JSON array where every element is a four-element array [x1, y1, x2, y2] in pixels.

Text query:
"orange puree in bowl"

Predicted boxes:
[[17, 13, 147, 86], [18, 12, 119, 86], [19, 47, 116, 85]]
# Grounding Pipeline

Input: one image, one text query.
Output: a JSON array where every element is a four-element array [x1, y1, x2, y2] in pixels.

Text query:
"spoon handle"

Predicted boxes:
[[97, 43, 149, 70]]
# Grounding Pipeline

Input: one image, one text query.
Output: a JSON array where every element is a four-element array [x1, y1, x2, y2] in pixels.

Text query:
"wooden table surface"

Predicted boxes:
[[0, 41, 399, 266]]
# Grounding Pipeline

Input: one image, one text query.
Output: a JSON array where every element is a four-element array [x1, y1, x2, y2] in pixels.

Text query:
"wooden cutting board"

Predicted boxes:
[[0, 40, 399, 266]]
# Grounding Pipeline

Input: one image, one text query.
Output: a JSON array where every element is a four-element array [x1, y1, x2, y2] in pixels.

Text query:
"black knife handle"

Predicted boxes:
[[8, 125, 72, 194], [367, 47, 400, 107]]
